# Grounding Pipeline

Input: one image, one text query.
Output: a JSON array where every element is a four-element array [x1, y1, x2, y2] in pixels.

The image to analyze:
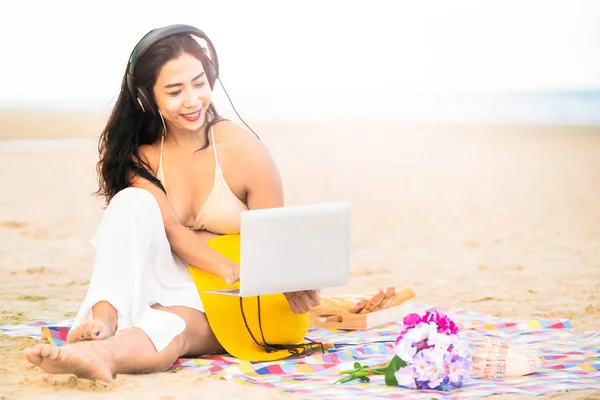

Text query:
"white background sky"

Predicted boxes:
[[1, 0, 599, 121]]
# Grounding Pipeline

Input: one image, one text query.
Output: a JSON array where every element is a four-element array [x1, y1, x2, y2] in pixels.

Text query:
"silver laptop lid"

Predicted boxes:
[[238, 201, 350, 297]]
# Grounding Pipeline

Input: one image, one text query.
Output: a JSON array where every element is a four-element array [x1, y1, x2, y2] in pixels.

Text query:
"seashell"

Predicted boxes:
[[471, 336, 544, 378]]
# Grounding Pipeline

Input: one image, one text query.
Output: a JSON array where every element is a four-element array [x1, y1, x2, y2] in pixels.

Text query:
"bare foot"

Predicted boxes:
[[66, 319, 114, 343], [24, 343, 114, 382]]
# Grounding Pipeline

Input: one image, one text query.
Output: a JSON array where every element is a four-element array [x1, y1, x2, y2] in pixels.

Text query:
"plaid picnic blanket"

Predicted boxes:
[[2, 303, 599, 399]]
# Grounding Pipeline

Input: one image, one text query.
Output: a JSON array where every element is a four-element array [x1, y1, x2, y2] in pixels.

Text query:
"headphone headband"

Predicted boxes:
[[125, 24, 219, 113]]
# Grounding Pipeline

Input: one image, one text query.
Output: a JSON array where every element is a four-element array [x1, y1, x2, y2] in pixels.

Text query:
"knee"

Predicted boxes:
[[110, 187, 157, 210], [105, 187, 162, 221], [93, 187, 163, 247]]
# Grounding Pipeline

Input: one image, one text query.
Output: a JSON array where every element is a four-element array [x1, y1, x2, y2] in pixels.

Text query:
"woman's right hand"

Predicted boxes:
[[191, 230, 240, 285], [222, 260, 240, 285]]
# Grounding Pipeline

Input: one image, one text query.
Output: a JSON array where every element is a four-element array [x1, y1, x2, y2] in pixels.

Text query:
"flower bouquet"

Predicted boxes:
[[335, 310, 473, 391]]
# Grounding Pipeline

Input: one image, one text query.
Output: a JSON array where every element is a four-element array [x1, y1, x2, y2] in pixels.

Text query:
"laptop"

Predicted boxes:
[[202, 201, 351, 297]]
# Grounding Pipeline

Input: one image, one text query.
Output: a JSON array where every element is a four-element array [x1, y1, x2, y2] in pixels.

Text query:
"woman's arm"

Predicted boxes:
[[241, 134, 285, 210], [238, 129, 321, 313]]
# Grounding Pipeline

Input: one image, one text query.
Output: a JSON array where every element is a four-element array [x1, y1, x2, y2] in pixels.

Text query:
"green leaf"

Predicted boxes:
[[384, 355, 407, 386], [354, 362, 361, 369], [397, 357, 407, 369], [384, 368, 398, 386], [334, 375, 356, 384], [371, 367, 388, 375]]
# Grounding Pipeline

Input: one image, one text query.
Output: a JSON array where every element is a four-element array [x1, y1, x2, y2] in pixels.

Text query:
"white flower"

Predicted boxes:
[[448, 362, 464, 383], [450, 334, 471, 358], [394, 338, 417, 362], [427, 321, 438, 343], [394, 366, 417, 389], [432, 332, 452, 351], [426, 363, 445, 389], [423, 346, 446, 367], [411, 351, 433, 382], [403, 322, 430, 342]]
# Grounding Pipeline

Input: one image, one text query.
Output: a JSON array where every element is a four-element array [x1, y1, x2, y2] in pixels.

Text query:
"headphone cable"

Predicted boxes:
[[217, 77, 261, 140]]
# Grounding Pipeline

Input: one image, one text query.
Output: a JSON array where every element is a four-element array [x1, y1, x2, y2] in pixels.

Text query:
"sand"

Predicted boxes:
[[0, 112, 598, 399]]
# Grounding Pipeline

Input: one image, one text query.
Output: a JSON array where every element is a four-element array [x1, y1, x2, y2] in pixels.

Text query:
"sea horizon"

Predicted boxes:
[[1, 90, 599, 127]]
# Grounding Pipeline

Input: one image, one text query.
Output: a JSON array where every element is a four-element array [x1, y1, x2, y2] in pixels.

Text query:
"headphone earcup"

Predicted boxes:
[[204, 59, 218, 90], [136, 87, 156, 116]]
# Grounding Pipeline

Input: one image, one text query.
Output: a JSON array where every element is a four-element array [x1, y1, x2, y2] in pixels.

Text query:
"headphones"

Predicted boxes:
[[125, 24, 219, 116]]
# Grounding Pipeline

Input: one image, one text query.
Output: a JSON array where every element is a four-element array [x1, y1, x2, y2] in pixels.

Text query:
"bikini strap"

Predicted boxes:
[[210, 126, 220, 166], [159, 134, 165, 170]]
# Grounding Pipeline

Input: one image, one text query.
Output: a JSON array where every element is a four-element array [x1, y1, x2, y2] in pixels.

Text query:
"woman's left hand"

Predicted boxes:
[[283, 289, 321, 314]]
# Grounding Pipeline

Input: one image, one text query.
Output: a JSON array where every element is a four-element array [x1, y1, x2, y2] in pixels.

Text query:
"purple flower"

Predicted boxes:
[[449, 320, 459, 334], [388, 309, 472, 392], [394, 366, 417, 389], [394, 334, 403, 346], [433, 312, 450, 333], [415, 340, 430, 351], [403, 313, 422, 328], [411, 351, 433, 381], [448, 357, 471, 384], [422, 311, 435, 323]]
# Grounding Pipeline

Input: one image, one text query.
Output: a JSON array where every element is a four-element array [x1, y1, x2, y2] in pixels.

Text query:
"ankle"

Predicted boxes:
[[90, 341, 117, 378]]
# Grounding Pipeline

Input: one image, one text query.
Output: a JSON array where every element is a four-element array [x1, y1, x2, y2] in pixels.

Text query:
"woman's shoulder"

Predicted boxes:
[[212, 120, 267, 156], [212, 120, 276, 170], [213, 120, 261, 146], [137, 140, 161, 173]]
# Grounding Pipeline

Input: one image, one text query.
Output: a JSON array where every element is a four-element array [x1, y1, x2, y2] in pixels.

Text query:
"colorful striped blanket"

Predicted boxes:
[[2, 303, 598, 399]]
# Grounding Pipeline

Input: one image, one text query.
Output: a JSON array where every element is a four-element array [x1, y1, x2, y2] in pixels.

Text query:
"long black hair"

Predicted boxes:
[[95, 33, 222, 205]]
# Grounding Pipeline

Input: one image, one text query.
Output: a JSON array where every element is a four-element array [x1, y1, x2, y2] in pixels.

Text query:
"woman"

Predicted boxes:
[[24, 25, 321, 382]]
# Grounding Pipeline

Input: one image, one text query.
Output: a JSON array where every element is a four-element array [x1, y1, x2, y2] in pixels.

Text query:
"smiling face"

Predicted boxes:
[[153, 52, 212, 135]]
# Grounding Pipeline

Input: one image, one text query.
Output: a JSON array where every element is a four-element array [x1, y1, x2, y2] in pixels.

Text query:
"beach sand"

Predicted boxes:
[[0, 111, 598, 399]]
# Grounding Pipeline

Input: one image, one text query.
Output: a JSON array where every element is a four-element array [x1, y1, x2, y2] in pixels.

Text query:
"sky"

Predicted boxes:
[[1, 0, 599, 122]]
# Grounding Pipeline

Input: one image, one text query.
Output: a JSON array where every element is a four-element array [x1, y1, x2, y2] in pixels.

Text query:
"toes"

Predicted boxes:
[[92, 321, 111, 340], [24, 347, 42, 366], [48, 346, 61, 361], [24, 344, 54, 366], [42, 345, 60, 360], [84, 321, 97, 340], [67, 320, 111, 343], [83, 325, 93, 340], [40, 344, 53, 358], [27, 344, 42, 356], [66, 326, 82, 343]]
